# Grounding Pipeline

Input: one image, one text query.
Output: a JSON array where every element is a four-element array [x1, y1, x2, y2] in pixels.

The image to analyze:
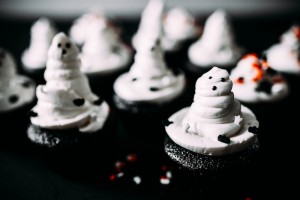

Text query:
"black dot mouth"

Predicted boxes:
[[62, 49, 67, 55]]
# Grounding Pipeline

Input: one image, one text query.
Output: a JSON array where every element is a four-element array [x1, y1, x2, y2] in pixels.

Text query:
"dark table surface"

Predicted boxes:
[[0, 14, 299, 200]]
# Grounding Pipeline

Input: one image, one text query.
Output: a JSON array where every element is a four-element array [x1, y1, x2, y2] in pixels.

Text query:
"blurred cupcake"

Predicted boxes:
[[113, 38, 186, 116], [163, 67, 260, 178], [264, 24, 300, 100], [231, 53, 289, 103], [161, 7, 201, 52], [70, 10, 119, 47], [26, 33, 112, 149], [21, 17, 57, 84], [0, 48, 36, 144], [80, 18, 132, 99], [187, 10, 243, 75], [265, 24, 300, 75]]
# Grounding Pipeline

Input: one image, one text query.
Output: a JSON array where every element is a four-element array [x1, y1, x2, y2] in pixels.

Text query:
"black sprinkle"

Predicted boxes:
[[221, 78, 225, 82], [62, 49, 67, 55], [22, 81, 32, 88], [65, 43, 71, 48], [255, 80, 273, 94], [132, 78, 138, 82], [217, 135, 230, 144], [8, 95, 19, 104], [266, 68, 278, 76], [29, 110, 38, 117], [73, 98, 85, 106], [209, 76, 212, 79], [248, 126, 259, 134], [93, 98, 103, 105], [57, 43, 62, 48], [150, 87, 159, 91], [162, 120, 174, 127], [212, 86, 217, 90]]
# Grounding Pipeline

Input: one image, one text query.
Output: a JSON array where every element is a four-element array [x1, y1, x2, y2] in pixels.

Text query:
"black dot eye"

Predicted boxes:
[[212, 86, 217, 90], [58, 43, 62, 48], [9, 95, 19, 104], [73, 98, 85, 106], [65, 43, 71, 48], [221, 78, 225, 82], [209, 76, 212, 79]]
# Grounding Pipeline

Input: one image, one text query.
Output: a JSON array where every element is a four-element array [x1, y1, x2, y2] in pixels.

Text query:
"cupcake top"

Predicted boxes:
[[30, 33, 109, 132], [231, 53, 289, 103], [161, 7, 201, 51], [80, 19, 131, 75], [70, 10, 118, 46], [132, 0, 164, 50], [265, 24, 300, 74], [188, 9, 243, 67], [0, 48, 36, 112], [164, 67, 259, 156], [22, 17, 57, 70], [113, 39, 185, 104]]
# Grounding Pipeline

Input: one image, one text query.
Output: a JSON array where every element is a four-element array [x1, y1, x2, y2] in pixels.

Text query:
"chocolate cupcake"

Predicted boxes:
[[163, 67, 260, 179], [187, 10, 243, 78], [0, 48, 36, 146], [21, 17, 57, 84], [26, 33, 112, 150]]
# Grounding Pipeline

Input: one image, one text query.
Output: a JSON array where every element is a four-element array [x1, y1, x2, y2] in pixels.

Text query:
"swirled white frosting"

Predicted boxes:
[[69, 11, 117, 46], [114, 39, 185, 104], [188, 9, 243, 67], [30, 33, 109, 133], [265, 25, 300, 74], [231, 54, 289, 102], [161, 7, 201, 51], [132, 0, 164, 50], [165, 67, 258, 156], [0, 48, 36, 112], [22, 18, 57, 70], [80, 19, 132, 75]]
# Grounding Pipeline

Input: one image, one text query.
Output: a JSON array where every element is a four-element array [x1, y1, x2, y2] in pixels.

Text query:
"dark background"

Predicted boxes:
[[1, 1, 300, 199]]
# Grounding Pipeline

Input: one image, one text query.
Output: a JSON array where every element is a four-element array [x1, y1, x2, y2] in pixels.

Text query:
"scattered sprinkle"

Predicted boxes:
[[127, 153, 138, 162], [133, 176, 141, 185], [236, 77, 244, 84], [209, 76, 212, 79], [115, 161, 126, 171], [116, 172, 124, 178], [160, 176, 170, 185], [166, 171, 172, 178], [109, 174, 116, 181], [132, 78, 138, 82]]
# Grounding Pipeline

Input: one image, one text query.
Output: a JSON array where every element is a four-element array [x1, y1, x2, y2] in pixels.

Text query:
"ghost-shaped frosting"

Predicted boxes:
[[113, 39, 185, 104], [22, 18, 57, 70], [132, 0, 164, 50], [188, 9, 242, 67], [265, 25, 300, 74], [0, 48, 36, 112], [80, 19, 131, 74], [231, 54, 289, 102], [164, 67, 259, 156], [30, 33, 109, 132]]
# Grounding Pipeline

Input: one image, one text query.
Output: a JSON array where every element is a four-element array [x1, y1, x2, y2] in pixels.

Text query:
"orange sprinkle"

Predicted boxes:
[[243, 53, 258, 59], [235, 77, 244, 84], [109, 174, 116, 181]]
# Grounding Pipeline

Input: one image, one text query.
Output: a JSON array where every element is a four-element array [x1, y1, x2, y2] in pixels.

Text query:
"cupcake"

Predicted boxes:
[[21, 17, 57, 84], [230, 53, 289, 103], [69, 10, 119, 47], [161, 7, 201, 52], [264, 24, 300, 100], [0, 48, 36, 145], [80, 18, 132, 99], [26, 33, 111, 149], [113, 38, 186, 115], [187, 10, 243, 74], [163, 67, 260, 177], [131, 0, 164, 50], [265, 24, 300, 75]]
